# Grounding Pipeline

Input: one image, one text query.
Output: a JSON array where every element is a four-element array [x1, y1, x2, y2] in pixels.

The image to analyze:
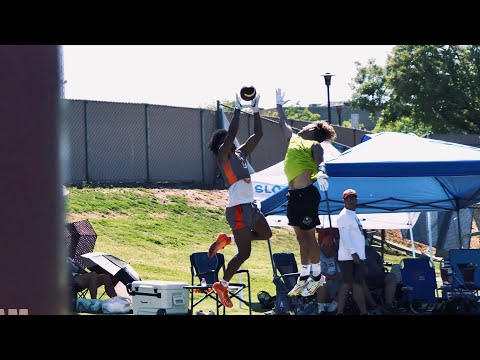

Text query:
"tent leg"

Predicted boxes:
[[409, 227, 416, 258], [457, 209, 462, 249], [381, 230, 385, 262], [324, 190, 335, 244], [427, 211, 433, 261]]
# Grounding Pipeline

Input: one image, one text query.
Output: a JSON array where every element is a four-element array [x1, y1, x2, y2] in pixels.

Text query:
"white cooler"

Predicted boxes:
[[127, 280, 189, 315]]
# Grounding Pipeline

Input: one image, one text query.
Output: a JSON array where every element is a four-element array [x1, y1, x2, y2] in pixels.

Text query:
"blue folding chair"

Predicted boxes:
[[185, 252, 251, 315], [399, 258, 438, 313]]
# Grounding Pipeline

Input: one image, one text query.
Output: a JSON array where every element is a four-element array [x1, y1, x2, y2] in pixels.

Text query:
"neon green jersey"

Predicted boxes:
[[284, 134, 319, 183]]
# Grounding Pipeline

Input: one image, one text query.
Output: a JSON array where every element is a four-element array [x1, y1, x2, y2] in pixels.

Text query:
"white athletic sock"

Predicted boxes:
[[311, 262, 321, 277], [300, 264, 311, 278], [220, 279, 229, 288]]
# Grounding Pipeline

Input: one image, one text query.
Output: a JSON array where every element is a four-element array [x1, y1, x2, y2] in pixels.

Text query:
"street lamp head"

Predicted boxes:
[[321, 72, 335, 86]]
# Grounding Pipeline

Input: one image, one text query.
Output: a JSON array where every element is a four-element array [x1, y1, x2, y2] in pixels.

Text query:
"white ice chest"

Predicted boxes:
[[128, 280, 189, 315]]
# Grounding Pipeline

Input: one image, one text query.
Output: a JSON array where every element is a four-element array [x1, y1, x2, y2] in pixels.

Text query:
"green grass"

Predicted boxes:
[[66, 186, 438, 315]]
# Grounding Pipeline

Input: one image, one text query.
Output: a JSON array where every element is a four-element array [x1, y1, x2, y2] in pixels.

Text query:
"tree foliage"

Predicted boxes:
[[341, 120, 367, 131], [263, 102, 322, 122], [351, 45, 480, 134], [350, 58, 388, 122]]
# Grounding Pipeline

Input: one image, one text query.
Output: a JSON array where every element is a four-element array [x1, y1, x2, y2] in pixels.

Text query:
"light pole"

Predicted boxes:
[[321, 73, 335, 124]]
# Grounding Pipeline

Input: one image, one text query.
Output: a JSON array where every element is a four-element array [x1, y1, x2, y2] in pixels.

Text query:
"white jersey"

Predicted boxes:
[[227, 178, 254, 207]]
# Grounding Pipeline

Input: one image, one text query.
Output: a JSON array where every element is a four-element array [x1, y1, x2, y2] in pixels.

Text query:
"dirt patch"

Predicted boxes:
[[383, 229, 432, 253], [148, 187, 480, 251], [150, 188, 228, 210], [66, 212, 130, 223], [69, 185, 480, 252], [470, 219, 480, 248]]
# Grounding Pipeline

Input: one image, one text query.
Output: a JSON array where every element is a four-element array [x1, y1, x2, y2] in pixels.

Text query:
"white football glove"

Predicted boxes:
[[251, 93, 261, 113], [235, 93, 244, 110], [317, 166, 329, 192], [276, 88, 289, 106]]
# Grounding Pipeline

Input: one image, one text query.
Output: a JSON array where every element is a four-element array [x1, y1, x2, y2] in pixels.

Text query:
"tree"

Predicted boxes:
[[205, 99, 235, 112], [341, 119, 367, 131], [263, 102, 322, 122], [350, 58, 388, 122], [351, 45, 480, 134], [373, 116, 432, 136]]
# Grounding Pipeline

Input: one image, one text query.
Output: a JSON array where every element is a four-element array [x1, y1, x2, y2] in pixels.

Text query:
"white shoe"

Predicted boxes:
[[287, 278, 308, 297], [300, 275, 326, 297]]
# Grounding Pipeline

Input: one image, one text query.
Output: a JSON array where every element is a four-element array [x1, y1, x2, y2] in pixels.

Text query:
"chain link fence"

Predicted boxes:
[[62, 99, 478, 186]]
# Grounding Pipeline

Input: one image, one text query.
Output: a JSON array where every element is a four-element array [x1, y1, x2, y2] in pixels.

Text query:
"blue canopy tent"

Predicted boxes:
[[261, 132, 480, 249]]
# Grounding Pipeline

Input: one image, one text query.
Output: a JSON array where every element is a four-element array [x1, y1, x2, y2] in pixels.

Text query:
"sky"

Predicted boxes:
[[62, 45, 395, 109]]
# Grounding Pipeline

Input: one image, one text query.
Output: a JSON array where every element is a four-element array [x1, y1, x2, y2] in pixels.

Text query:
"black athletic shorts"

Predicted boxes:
[[286, 184, 320, 230]]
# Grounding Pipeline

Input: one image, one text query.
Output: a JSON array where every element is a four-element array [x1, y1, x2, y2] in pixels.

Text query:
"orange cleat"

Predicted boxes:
[[208, 233, 232, 258], [212, 282, 233, 308]]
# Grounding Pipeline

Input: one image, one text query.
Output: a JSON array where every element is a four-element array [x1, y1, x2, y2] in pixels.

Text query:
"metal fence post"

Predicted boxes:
[[84, 100, 90, 183], [200, 108, 205, 184], [145, 104, 151, 183]]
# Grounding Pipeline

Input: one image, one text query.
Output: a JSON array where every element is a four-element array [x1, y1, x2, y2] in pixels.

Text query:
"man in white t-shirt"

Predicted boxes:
[[335, 189, 368, 315]]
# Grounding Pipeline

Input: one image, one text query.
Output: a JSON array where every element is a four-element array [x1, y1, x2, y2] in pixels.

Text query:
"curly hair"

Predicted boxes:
[[311, 120, 337, 143], [208, 129, 227, 155]]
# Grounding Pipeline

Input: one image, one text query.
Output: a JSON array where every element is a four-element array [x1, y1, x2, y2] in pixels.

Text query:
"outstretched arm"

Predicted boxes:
[[312, 142, 325, 169], [312, 142, 328, 191], [239, 93, 262, 156], [276, 88, 292, 141], [217, 94, 242, 163]]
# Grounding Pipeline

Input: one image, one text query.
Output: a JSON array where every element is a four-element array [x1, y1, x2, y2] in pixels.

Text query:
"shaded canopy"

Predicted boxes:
[[261, 132, 480, 217]]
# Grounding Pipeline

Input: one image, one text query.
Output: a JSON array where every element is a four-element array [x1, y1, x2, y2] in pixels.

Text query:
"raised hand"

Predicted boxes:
[[235, 93, 244, 110], [251, 93, 261, 113], [317, 171, 329, 192], [236, 93, 253, 110], [276, 88, 289, 106]]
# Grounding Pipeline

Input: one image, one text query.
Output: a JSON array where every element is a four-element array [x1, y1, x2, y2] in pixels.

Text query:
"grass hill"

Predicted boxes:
[[66, 184, 419, 315]]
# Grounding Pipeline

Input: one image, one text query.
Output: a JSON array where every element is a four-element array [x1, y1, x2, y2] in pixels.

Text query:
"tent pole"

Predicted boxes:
[[427, 211, 433, 261], [457, 209, 462, 249], [381, 230, 385, 262], [409, 227, 416, 258], [324, 190, 335, 245]]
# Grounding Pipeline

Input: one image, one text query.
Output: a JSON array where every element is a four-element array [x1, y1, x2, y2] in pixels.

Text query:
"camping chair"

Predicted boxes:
[[448, 249, 480, 296], [185, 252, 251, 315], [272, 252, 300, 292], [67, 256, 90, 303], [65, 219, 97, 270], [271, 252, 316, 315], [65, 221, 117, 301], [399, 258, 438, 313]]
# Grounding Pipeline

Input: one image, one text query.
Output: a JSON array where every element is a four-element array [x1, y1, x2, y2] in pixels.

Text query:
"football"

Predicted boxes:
[[240, 86, 256, 101]]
